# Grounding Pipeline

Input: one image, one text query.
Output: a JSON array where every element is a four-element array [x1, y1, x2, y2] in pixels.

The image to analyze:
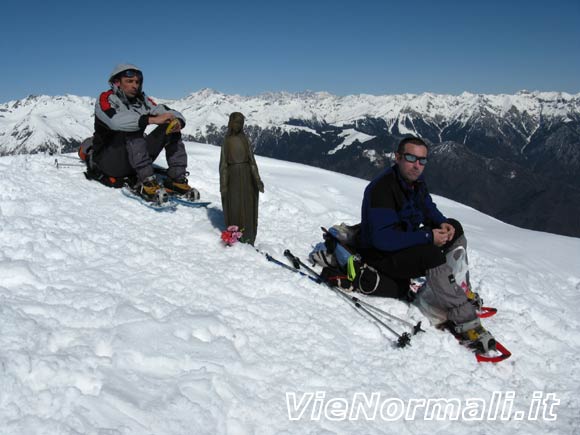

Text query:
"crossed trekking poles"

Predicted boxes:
[[260, 249, 424, 348]]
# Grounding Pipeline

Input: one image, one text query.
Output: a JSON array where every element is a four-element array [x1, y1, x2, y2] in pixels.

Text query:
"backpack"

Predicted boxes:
[[309, 223, 409, 299], [78, 136, 130, 188], [308, 222, 360, 269], [78, 137, 93, 162]]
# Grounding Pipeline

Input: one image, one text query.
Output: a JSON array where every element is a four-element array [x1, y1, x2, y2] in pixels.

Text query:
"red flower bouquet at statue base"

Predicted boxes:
[[221, 225, 243, 246]]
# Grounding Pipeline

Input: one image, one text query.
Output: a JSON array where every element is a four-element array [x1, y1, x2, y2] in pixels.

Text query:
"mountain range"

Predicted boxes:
[[1, 89, 579, 237]]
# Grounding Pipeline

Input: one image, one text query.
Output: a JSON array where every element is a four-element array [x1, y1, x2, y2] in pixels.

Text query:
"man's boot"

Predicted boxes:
[[137, 176, 167, 203], [452, 318, 496, 354], [163, 174, 200, 200]]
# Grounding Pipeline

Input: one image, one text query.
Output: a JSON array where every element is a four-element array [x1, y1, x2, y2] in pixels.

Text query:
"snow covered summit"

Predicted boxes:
[[1, 90, 579, 156], [0, 143, 579, 434]]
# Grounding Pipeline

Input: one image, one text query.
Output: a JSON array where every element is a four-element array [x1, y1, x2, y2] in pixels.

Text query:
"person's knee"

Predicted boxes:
[[126, 135, 147, 150], [421, 244, 446, 270], [447, 218, 464, 237], [446, 218, 464, 239], [167, 131, 182, 142]]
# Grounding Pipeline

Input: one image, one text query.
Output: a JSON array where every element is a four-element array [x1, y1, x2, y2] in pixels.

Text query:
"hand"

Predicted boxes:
[[149, 113, 175, 125], [432, 229, 448, 247], [257, 180, 265, 193], [440, 222, 455, 241]]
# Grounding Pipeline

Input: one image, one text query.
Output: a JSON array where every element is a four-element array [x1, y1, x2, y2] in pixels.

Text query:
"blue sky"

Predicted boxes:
[[0, 0, 578, 101]]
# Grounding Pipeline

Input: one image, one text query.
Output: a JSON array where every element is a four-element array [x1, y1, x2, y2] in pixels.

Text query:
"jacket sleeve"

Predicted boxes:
[[148, 97, 186, 128], [367, 206, 433, 252], [423, 188, 448, 227], [95, 91, 142, 132]]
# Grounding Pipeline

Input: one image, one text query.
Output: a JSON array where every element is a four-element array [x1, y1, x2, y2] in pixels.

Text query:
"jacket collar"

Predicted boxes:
[[111, 84, 148, 108], [393, 164, 425, 193]]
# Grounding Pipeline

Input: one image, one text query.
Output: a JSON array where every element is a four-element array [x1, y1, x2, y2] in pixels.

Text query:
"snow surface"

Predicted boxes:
[[0, 143, 579, 434]]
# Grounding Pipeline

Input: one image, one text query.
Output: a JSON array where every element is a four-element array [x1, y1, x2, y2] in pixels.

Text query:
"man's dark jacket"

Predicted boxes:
[[359, 164, 447, 252]]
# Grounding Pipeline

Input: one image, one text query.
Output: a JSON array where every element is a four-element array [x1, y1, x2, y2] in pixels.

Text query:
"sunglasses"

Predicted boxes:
[[402, 153, 427, 165]]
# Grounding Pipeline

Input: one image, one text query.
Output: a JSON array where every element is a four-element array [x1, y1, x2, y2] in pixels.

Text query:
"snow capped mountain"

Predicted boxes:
[[1, 89, 578, 155], [170, 89, 580, 142], [0, 94, 93, 155], [1, 143, 579, 434]]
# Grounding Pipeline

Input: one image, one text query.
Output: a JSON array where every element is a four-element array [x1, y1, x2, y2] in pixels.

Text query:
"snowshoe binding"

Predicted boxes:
[[453, 318, 496, 354], [163, 174, 200, 201], [452, 318, 511, 363], [137, 176, 169, 205]]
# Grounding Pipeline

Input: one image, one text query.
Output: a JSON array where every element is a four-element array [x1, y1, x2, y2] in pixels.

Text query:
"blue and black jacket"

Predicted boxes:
[[359, 164, 447, 252]]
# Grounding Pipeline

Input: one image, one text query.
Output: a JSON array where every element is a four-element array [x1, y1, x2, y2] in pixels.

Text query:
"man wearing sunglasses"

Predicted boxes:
[[85, 63, 198, 201], [355, 137, 495, 354]]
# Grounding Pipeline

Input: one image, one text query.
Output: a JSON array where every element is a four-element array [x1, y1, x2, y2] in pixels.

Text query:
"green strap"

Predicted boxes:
[[347, 255, 356, 282]]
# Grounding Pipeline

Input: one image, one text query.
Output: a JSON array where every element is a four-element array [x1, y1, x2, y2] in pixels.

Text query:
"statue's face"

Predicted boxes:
[[231, 117, 244, 133]]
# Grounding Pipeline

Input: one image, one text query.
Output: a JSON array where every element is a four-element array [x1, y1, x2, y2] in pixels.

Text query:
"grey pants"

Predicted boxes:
[[94, 126, 187, 181], [415, 234, 477, 326]]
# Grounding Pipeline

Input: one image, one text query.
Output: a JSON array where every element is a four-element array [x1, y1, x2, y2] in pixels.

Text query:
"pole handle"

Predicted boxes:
[[283, 249, 301, 269]]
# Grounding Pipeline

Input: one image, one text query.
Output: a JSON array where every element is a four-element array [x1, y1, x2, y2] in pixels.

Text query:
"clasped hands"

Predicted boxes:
[[432, 222, 455, 247]]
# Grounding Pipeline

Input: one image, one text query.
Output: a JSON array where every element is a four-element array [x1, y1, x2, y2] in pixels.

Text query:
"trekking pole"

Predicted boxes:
[[283, 249, 413, 347], [258, 249, 321, 284], [284, 249, 423, 334], [54, 159, 85, 169], [54, 154, 82, 161], [334, 289, 412, 348], [359, 302, 424, 335], [261, 249, 409, 347]]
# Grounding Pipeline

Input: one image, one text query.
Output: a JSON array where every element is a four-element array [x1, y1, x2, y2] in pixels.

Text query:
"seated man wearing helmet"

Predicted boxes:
[[84, 63, 198, 201]]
